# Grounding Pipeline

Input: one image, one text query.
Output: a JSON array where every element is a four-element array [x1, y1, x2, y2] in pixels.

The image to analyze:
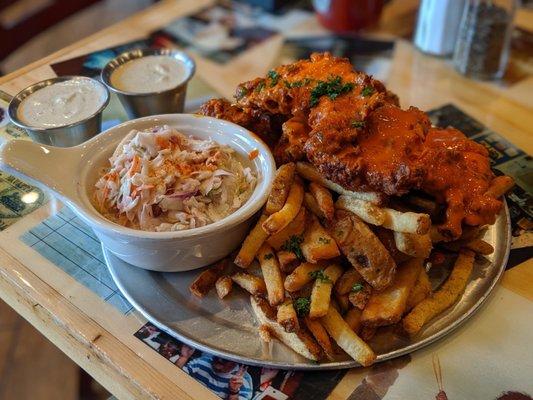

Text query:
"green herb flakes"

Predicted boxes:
[[255, 81, 265, 93], [309, 269, 331, 283], [281, 235, 304, 260], [264, 253, 274, 260], [267, 70, 280, 87], [309, 76, 354, 107], [293, 297, 310, 317], [361, 86, 375, 97], [351, 283, 364, 293], [235, 86, 248, 100], [351, 120, 366, 129]]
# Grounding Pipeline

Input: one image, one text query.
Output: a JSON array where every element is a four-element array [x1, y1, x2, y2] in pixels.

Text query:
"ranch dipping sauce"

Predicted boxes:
[[17, 78, 107, 129], [110, 55, 188, 93]]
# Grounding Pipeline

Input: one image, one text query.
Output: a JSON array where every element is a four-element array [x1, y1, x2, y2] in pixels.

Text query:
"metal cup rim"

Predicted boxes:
[[8, 75, 110, 133], [100, 48, 196, 97]]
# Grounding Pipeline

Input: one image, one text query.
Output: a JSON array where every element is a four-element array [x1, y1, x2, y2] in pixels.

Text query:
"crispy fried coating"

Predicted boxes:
[[200, 53, 508, 239]]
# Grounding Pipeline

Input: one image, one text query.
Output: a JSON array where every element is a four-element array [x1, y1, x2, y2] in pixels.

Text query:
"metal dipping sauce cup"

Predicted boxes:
[[101, 48, 196, 119], [8, 76, 110, 147]]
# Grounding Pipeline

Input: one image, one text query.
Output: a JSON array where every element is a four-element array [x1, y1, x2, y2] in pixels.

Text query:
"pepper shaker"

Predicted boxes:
[[453, 0, 517, 80]]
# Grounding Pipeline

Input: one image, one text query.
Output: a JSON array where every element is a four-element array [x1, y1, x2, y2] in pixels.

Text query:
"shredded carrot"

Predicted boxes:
[[248, 149, 259, 160], [99, 185, 110, 209], [128, 155, 141, 177], [156, 136, 170, 149]]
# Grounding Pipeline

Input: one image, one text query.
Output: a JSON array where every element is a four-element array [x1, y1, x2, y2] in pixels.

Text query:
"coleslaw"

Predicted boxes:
[[93, 125, 256, 231]]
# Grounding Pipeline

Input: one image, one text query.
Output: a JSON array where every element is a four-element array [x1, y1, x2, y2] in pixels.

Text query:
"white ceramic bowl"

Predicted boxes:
[[0, 114, 276, 271]]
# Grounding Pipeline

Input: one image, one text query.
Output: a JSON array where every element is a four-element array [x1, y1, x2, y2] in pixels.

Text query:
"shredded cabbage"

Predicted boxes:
[[93, 125, 256, 231]]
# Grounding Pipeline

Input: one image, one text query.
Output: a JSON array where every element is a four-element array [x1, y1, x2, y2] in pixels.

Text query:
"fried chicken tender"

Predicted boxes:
[[199, 53, 509, 239], [199, 98, 284, 147]]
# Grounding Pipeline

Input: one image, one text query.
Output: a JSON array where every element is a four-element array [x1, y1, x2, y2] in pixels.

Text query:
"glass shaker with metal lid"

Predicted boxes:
[[453, 0, 517, 80]]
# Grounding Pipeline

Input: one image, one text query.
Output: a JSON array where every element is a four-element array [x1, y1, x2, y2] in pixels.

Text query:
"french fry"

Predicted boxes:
[[235, 215, 269, 268], [330, 210, 396, 290], [406, 268, 432, 311], [215, 275, 233, 299], [253, 296, 276, 320], [348, 283, 372, 310], [381, 208, 431, 234], [251, 296, 322, 361], [335, 269, 363, 296], [263, 178, 304, 235], [296, 162, 385, 204], [304, 317, 335, 360], [440, 237, 493, 256], [276, 250, 299, 272], [361, 258, 422, 327], [267, 207, 306, 250], [335, 195, 386, 226], [265, 162, 296, 215], [284, 262, 323, 292], [257, 244, 285, 306], [344, 308, 362, 333], [301, 215, 340, 263], [393, 231, 432, 258], [232, 272, 267, 296], [277, 301, 300, 332], [309, 182, 334, 222], [403, 250, 475, 335], [336, 195, 430, 235], [189, 259, 227, 298], [465, 239, 494, 255], [320, 305, 376, 366], [373, 227, 411, 264], [460, 225, 485, 242], [309, 264, 343, 318], [335, 292, 350, 312], [485, 175, 514, 198], [258, 325, 271, 342], [304, 192, 325, 221]]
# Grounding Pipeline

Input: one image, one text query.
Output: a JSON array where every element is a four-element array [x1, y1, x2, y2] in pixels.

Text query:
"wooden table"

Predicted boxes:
[[0, 1, 531, 399]]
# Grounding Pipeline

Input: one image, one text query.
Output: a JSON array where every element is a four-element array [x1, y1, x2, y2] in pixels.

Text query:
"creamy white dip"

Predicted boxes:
[[110, 55, 188, 93], [17, 79, 107, 129]]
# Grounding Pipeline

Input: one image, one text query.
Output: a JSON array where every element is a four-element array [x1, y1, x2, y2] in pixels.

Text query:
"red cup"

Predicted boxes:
[[312, 0, 384, 33]]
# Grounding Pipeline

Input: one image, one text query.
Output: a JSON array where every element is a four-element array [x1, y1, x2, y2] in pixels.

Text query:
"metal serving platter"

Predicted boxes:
[[105, 203, 511, 370]]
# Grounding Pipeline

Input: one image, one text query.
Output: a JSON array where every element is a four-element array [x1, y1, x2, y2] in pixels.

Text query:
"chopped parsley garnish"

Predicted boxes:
[[255, 81, 265, 93], [309, 76, 354, 107], [281, 235, 304, 260], [318, 237, 330, 244], [309, 269, 331, 283], [264, 253, 274, 260], [235, 86, 248, 99], [267, 70, 280, 87], [293, 297, 310, 317], [351, 283, 364, 293], [351, 120, 366, 129], [361, 86, 375, 97], [283, 78, 312, 88]]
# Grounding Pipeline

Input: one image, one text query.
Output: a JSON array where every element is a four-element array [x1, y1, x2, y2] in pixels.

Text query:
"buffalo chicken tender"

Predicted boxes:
[[330, 210, 396, 290]]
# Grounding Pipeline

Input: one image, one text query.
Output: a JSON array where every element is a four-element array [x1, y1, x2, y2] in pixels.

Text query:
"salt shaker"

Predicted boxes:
[[453, 0, 517, 80], [414, 0, 466, 56]]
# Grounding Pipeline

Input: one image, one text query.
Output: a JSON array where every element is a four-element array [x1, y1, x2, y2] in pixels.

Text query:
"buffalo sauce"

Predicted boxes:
[[419, 128, 501, 238]]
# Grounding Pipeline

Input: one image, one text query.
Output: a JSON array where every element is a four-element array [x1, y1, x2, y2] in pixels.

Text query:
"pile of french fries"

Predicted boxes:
[[189, 162, 511, 366]]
